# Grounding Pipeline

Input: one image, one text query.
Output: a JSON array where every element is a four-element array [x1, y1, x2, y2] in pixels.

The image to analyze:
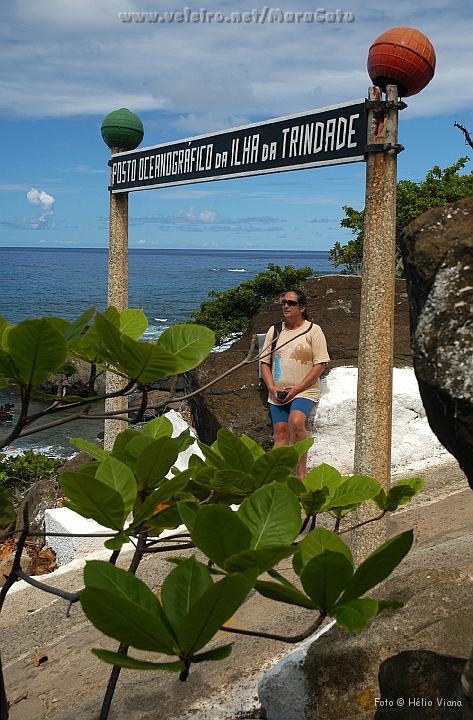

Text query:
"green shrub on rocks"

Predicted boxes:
[[0, 450, 64, 496]]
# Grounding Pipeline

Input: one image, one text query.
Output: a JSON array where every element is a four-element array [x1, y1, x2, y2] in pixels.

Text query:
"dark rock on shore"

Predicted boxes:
[[399, 196, 473, 486], [375, 650, 472, 719], [14, 478, 62, 544], [186, 275, 411, 448]]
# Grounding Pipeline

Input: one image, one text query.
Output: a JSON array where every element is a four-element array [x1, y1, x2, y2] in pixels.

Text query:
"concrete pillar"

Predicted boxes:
[[104, 150, 129, 450], [351, 85, 399, 563]]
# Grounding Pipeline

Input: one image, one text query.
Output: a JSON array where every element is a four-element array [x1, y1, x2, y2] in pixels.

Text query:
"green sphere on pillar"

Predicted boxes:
[[101, 108, 144, 151]]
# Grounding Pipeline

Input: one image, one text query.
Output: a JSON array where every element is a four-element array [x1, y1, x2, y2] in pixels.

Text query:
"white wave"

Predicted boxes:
[[142, 325, 168, 341], [228, 268, 246, 272], [154, 318, 168, 322], [2, 444, 76, 459]]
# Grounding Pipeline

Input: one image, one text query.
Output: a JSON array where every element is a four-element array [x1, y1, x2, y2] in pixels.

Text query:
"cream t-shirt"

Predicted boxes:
[[261, 320, 330, 403]]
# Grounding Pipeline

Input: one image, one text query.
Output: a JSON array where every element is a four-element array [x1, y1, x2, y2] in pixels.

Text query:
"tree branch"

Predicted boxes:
[[220, 612, 326, 643], [338, 510, 386, 535], [454, 122, 473, 149]]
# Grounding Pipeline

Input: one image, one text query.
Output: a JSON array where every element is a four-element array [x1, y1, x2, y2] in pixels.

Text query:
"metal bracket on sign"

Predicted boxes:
[[365, 143, 405, 157]]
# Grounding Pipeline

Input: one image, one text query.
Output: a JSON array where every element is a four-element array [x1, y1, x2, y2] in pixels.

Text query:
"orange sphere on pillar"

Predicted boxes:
[[367, 27, 436, 96]]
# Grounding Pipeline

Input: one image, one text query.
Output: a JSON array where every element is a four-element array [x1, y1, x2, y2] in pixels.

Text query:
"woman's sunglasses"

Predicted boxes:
[[281, 299, 300, 306]]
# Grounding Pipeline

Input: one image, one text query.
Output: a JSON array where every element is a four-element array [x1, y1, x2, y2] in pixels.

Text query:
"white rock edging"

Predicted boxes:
[[258, 620, 336, 720], [308, 366, 450, 475]]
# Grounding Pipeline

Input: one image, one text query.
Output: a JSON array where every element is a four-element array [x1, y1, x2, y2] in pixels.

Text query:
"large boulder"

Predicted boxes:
[[399, 196, 473, 485], [186, 275, 411, 448], [258, 532, 473, 719], [375, 650, 472, 718]]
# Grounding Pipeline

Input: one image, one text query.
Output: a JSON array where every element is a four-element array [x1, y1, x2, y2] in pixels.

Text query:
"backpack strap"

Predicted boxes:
[[269, 322, 283, 370]]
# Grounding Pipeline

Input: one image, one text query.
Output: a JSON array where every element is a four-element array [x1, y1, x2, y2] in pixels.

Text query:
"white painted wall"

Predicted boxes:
[[307, 366, 450, 475]]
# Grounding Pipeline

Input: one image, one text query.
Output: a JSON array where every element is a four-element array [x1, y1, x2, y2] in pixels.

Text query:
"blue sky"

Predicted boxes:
[[1, 0, 473, 251]]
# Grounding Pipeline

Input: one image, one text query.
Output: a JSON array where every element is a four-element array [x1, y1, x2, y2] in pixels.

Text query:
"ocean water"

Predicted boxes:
[[0, 246, 332, 456], [1, 247, 332, 338]]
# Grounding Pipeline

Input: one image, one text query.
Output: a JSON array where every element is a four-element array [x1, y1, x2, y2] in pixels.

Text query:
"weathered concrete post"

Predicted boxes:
[[104, 181, 129, 449], [351, 84, 400, 563], [101, 109, 144, 450]]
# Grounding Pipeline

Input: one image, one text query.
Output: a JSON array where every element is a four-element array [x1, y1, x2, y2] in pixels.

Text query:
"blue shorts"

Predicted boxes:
[[270, 398, 317, 424]]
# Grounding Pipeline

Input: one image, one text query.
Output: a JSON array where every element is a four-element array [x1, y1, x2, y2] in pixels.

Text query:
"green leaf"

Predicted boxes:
[[255, 579, 317, 610], [129, 474, 191, 530], [323, 475, 381, 511], [383, 477, 425, 511], [95, 456, 137, 515], [158, 324, 215, 373], [175, 428, 195, 453], [177, 573, 250, 655], [142, 415, 174, 439], [197, 442, 227, 470], [104, 532, 131, 551], [0, 487, 16, 524], [216, 428, 255, 473], [111, 429, 142, 462], [64, 306, 97, 345], [250, 446, 299, 486], [59, 471, 127, 530], [161, 556, 213, 634], [293, 526, 353, 576], [7, 318, 67, 387], [211, 469, 259, 495], [300, 487, 330, 516], [0, 317, 10, 347], [224, 545, 295, 574], [119, 308, 148, 339], [121, 334, 179, 382], [43, 316, 70, 335], [337, 530, 413, 606], [81, 561, 178, 654], [237, 482, 301, 549], [0, 349, 18, 381], [239, 434, 265, 460], [174, 499, 198, 532], [134, 436, 179, 490], [125, 434, 156, 471], [330, 598, 379, 631], [145, 503, 182, 532], [70, 438, 110, 461], [291, 437, 314, 459], [190, 505, 251, 568], [300, 550, 354, 611], [371, 488, 386, 511], [92, 649, 184, 672], [286, 476, 307, 496], [191, 644, 233, 663], [304, 463, 342, 492]]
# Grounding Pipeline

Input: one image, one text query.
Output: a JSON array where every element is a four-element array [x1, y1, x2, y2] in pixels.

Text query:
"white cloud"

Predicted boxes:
[[26, 187, 56, 227]]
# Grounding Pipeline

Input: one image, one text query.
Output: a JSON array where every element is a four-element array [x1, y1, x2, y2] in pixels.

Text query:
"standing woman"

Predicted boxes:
[[260, 289, 330, 480]]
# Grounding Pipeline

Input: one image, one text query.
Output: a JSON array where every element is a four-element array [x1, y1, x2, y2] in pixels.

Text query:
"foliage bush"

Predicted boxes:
[[0, 450, 64, 496], [0, 306, 423, 718], [329, 157, 473, 274], [190, 263, 314, 344]]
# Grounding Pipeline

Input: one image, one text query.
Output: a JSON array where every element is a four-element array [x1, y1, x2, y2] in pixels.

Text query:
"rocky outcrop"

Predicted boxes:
[[399, 196, 473, 485], [14, 478, 62, 544], [186, 275, 411, 448], [258, 533, 473, 719]]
